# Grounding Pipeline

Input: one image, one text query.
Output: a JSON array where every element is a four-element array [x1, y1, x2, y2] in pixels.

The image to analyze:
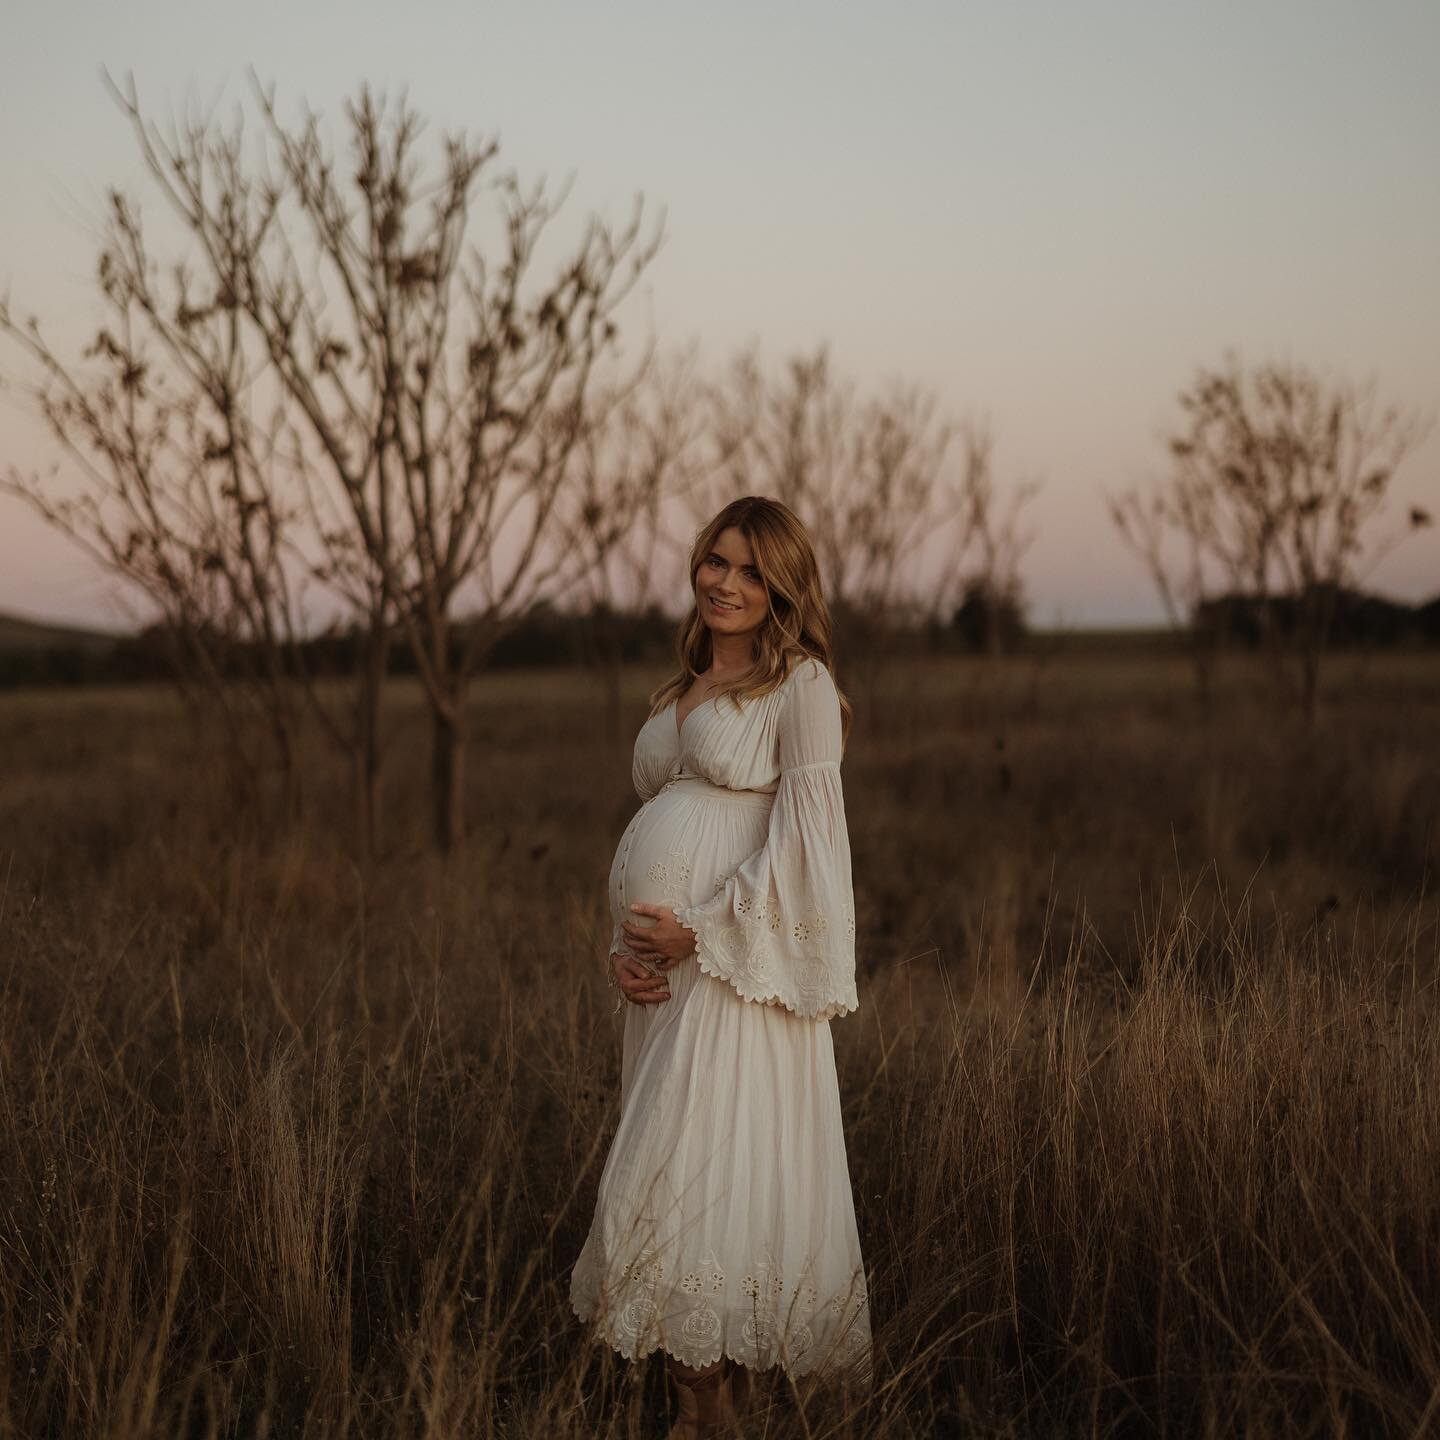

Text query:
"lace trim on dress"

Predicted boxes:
[[569, 1237, 873, 1381], [671, 895, 859, 1022], [614, 828, 862, 1024]]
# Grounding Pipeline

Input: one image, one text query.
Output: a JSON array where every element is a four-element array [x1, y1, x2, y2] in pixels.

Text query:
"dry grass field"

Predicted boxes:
[[2, 649, 1438, 1437]]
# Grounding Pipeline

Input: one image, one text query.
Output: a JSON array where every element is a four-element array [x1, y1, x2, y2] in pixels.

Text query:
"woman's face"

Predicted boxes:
[[695, 526, 768, 638]]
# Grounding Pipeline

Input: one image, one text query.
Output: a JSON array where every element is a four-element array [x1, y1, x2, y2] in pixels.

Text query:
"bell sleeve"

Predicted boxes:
[[671, 657, 859, 1021]]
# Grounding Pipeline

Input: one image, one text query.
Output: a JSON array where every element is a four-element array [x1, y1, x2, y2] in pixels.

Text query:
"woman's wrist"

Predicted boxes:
[[674, 909, 700, 960], [605, 952, 625, 1011]]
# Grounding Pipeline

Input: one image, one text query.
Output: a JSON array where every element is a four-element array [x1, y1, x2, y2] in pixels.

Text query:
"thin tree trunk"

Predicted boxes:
[[431, 699, 465, 854], [272, 695, 303, 824], [352, 747, 377, 860], [1301, 649, 1321, 729], [354, 621, 389, 859]]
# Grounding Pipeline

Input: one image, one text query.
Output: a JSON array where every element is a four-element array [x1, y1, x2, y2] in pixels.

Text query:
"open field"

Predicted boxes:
[[2, 651, 1438, 1436]]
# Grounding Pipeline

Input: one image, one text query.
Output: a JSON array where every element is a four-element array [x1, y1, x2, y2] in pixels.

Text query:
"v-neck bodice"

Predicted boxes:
[[671, 695, 706, 747], [633, 681, 793, 801]]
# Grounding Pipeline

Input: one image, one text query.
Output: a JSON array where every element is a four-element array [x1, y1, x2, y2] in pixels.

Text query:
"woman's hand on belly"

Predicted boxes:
[[611, 950, 671, 1005], [621, 901, 699, 971]]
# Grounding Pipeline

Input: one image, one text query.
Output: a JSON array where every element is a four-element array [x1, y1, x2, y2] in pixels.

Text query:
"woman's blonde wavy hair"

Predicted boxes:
[[648, 495, 852, 749]]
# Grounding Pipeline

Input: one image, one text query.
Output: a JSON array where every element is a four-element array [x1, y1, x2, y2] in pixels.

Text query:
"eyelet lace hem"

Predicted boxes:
[[569, 1242, 873, 1384], [671, 899, 860, 1021]]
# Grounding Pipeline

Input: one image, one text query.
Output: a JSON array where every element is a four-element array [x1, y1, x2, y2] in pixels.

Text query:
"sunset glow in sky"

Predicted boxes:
[[2, 0, 1437, 631]]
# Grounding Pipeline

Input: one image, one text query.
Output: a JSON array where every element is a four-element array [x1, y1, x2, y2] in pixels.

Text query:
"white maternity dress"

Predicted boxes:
[[569, 656, 872, 1384]]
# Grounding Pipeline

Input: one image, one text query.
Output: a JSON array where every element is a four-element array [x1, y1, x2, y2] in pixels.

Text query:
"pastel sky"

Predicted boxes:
[[2, 0, 1437, 631]]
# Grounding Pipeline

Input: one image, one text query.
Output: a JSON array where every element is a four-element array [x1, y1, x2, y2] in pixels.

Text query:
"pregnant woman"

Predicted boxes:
[[569, 495, 872, 1437]]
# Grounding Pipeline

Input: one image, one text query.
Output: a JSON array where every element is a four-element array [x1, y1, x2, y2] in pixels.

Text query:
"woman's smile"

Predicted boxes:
[[697, 529, 767, 632]]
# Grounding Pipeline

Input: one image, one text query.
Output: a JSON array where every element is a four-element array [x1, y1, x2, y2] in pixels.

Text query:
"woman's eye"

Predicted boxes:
[[705, 555, 759, 581]]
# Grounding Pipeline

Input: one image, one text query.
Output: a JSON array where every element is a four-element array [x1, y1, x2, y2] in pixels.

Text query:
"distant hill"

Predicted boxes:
[[0, 610, 128, 655]]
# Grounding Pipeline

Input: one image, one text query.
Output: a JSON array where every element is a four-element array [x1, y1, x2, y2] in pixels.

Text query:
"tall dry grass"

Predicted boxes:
[[1, 651, 1436, 1437]]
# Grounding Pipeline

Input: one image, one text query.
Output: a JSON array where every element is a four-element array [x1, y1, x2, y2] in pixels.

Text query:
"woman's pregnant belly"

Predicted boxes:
[[607, 775, 782, 1106], [609, 776, 773, 953]]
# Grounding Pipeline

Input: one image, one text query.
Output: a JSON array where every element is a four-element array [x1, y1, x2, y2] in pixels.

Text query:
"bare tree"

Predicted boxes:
[[714, 346, 956, 639], [698, 344, 1038, 707], [1108, 442, 1233, 708], [0, 250, 318, 819], [700, 343, 949, 673], [1110, 352, 1432, 720], [78, 68, 663, 852], [930, 420, 1041, 655], [557, 343, 707, 739]]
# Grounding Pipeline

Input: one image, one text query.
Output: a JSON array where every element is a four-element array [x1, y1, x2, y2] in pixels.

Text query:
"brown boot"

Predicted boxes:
[[665, 1354, 737, 1439]]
